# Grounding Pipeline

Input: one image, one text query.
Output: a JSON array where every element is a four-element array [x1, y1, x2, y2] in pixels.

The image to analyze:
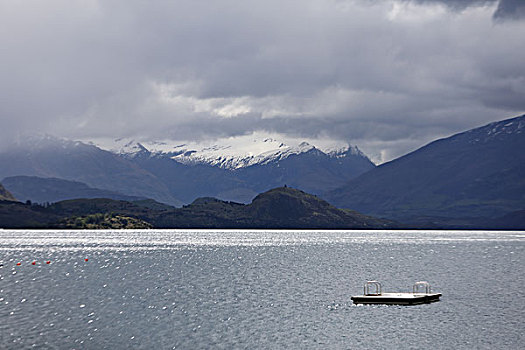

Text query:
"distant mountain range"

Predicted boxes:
[[1, 114, 524, 229], [0, 136, 181, 206], [126, 141, 374, 203], [0, 135, 374, 205], [0, 187, 395, 229], [2, 176, 145, 204], [327, 114, 525, 226], [100, 134, 368, 170]]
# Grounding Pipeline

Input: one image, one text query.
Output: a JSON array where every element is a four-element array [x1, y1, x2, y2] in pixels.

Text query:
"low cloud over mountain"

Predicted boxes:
[[2, 1, 524, 163]]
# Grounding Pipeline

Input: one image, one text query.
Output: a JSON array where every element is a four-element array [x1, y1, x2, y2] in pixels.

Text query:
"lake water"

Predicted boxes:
[[0, 230, 523, 349]]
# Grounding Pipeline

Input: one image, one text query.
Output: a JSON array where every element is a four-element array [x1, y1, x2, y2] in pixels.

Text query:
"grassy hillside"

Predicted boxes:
[[0, 184, 17, 201]]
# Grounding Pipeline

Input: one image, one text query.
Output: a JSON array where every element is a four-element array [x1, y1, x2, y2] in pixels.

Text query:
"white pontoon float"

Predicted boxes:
[[351, 281, 441, 305]]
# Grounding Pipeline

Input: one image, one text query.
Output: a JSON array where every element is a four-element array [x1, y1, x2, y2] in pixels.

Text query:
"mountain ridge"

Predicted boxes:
[[1, 134, 374, 205], [326, 114, 525, 222], [0, 135, 182, 206], [0, 187, 396, 229], [2, 176, 146, 204], [104, 136, 376, 203], [95, 135, 373, 170]]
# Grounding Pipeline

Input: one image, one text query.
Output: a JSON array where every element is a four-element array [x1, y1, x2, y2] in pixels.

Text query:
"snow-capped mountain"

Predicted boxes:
[[82, 133, 377, 203], [91, 133, 373, 170], [170, 141, 369, 169], [1, 132, 375, 205], [464, 115, 525, 144]]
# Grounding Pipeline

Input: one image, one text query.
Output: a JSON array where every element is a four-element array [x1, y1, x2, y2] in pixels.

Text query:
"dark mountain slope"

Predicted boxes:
[[484, 209, 525, 229], [0, 137, 181, 206], [327, 115, 525, 220], [129, 152, 257, 204], [2, 176, 146, 204], [235, 146, 375, 196], [129, 144, 374, 204]]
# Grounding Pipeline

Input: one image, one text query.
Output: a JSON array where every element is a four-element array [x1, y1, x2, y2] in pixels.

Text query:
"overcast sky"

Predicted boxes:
[[1, 0, 524, 163]]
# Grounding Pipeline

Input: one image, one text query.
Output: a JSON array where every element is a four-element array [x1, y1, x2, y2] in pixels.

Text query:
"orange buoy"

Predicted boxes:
[[46, 261, 51, 264], [16, 262, 21, 266], [85, 258, 89, 262], [31, 261, 36, 265]]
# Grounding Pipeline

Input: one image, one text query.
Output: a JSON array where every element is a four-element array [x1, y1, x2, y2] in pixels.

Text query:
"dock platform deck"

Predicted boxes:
[[351, 281, 441, 305]]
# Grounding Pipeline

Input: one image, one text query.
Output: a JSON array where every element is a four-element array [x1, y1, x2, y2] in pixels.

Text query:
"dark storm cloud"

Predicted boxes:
[[494, 0, 525, 19], [1, 0, 524, 162], [410, 0, 525, 19]]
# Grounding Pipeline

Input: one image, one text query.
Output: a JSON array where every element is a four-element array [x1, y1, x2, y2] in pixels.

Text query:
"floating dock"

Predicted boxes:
[[351, 281, 441, 305]]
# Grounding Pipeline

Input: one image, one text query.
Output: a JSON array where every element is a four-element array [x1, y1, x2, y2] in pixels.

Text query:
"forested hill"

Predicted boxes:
[[0, 187, 395, 229]]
